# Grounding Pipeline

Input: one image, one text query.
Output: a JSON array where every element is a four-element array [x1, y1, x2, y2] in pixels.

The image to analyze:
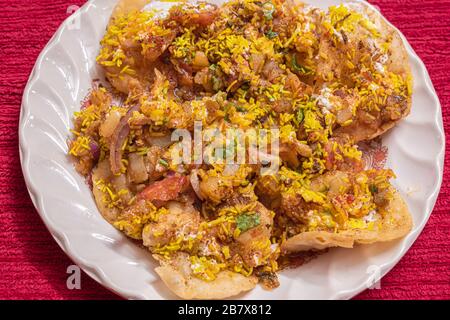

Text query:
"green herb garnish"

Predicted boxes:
[[211, 75, 222, 91], [265, 29, 278, 39], [236, 213, 261, 232], [235, 105, 247, 112], [291, 55, 313, 75], [158, 159, 169, 168], [262, 2, 275, 20], [296, 108, 304, 123], [369, 184, 379, 194]]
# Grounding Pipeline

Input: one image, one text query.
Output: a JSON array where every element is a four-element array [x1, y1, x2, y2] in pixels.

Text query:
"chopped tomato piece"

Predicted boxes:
[[139, 175, 188, 202]]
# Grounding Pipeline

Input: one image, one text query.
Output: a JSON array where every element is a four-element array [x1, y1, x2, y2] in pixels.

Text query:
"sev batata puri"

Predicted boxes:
[[68, 0, 413, 299]]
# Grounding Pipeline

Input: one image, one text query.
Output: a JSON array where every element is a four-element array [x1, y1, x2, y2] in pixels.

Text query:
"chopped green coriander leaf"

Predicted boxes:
[[236, 213, 261, 232], [266, 29, 278, 39], [296, 108, 304, 123], [235, 105, 247, 112], [262, 2, 275, 20], [158, 159, 169, 167], [291, 55, 313, 75], [369, 184, 379, 194]]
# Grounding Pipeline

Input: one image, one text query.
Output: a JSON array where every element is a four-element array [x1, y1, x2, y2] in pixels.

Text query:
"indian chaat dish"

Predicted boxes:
[[68, 0, 413, 299]]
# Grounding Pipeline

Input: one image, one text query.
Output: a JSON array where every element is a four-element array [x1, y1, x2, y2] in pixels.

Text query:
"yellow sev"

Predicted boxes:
[[66, 0, 411, 284]]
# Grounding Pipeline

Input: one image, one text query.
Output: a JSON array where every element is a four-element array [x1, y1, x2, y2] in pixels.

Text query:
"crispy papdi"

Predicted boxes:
[[332, 3, 412, 142], [67, 0, 416, 299], [282, 189, 412, 252], [154, 253, 258, 299], [281, 231, 354, 252], [348, 187, 413, 244]]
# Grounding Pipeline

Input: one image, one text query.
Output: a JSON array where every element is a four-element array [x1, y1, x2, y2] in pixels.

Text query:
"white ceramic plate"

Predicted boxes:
[[19, 0, 445, 299]]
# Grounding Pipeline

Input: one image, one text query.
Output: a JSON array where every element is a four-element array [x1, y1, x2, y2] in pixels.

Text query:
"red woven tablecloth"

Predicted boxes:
[[0, 0, 448, 300]]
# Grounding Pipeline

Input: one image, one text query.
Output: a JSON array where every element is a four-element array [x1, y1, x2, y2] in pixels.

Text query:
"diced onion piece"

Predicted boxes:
[[147, 135, 173, 148], [190, 170, 204, 200], [89, 140, 100, 162], [128, 153, 149, 183], [100, 110, 122, 138], [110, 104, 140, 175]]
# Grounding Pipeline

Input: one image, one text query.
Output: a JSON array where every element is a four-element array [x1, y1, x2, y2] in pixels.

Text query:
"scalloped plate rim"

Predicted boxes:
[[19, 0, 445, 300]]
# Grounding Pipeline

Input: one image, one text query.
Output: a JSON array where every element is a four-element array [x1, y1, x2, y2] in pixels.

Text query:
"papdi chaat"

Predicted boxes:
[[68, 0, 413, 299]]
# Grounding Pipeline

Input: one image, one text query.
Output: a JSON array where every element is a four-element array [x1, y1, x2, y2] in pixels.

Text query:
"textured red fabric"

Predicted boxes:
[[0, 0, 448, 300]]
